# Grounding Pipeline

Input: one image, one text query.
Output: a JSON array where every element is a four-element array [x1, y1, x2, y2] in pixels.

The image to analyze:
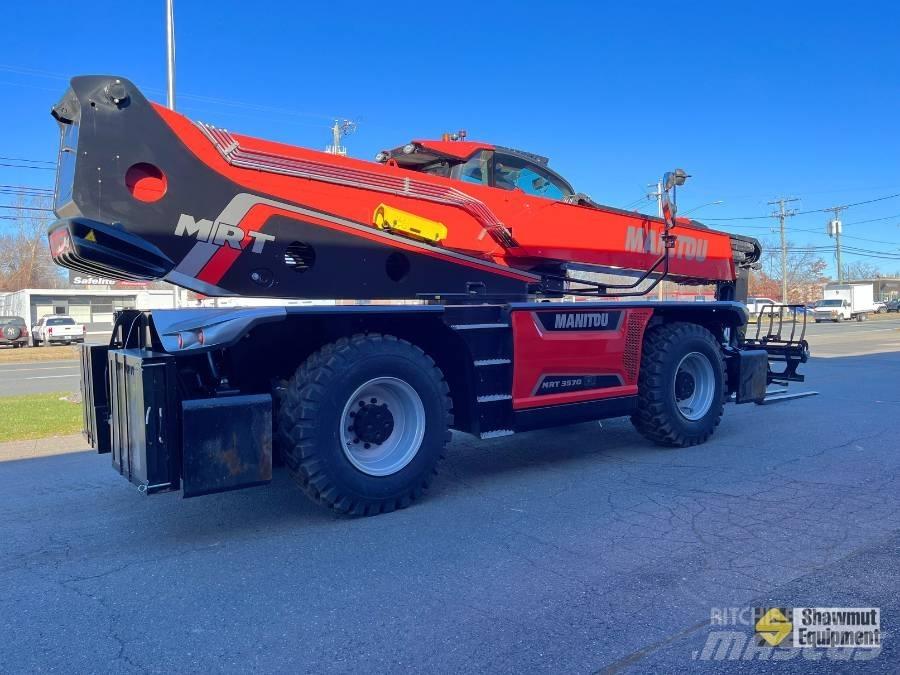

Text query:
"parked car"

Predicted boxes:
[[0, 315, 29, 348], [745, 297, 778, 317], [31, 315, 85, 346], [885, 299, 900, 313], [874, 301, 887, 313]]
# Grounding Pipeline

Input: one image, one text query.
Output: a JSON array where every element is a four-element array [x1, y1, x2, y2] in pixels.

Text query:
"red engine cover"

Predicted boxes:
[[511, 307, 653, 409]]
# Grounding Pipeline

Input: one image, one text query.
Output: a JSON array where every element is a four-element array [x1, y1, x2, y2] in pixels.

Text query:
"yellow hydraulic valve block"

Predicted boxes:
[[372, 204, 447, 243]]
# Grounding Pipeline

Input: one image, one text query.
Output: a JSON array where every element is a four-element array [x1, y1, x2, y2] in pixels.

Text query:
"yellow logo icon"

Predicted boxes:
[[84, 230, 97, 243], [756, 608, 792, 646]]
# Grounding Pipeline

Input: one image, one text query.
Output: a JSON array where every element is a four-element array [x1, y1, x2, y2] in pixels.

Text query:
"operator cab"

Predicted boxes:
[[376, 136, 576, 201]]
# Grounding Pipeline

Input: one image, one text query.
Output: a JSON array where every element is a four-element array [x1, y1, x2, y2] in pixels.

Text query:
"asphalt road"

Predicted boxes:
[[0, 359, 81, 396], [1, 322, 899, 672]]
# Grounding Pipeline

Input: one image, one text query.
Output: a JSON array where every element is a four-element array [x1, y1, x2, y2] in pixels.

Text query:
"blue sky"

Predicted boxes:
[[3, 1, 899, 274]]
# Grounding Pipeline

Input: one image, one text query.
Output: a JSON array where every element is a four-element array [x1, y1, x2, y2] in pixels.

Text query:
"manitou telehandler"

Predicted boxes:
[[49, 76, 810, 515]]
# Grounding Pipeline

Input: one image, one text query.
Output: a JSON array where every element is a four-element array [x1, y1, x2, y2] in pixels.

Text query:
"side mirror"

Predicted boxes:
[[663, 168, 689, 191]]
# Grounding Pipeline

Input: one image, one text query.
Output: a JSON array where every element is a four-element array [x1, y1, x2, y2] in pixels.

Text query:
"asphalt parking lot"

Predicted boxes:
[[1, 320, 898, 672]]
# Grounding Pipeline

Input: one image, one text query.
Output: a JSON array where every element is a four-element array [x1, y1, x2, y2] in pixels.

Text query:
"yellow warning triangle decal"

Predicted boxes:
[[84, 230, 97, 242]]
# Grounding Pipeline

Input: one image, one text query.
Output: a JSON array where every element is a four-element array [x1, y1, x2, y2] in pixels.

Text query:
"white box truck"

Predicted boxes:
[[814, 283, 875, 322]]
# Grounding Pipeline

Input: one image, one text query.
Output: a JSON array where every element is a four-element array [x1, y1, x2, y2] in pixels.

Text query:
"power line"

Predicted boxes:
[[703, 191, 900, 222], [833, 192, 900, 210], [0, 184, 52, 192], [0, 156, 54, 165], [0, 162, 55, 171], [843, 213, 900, 226]]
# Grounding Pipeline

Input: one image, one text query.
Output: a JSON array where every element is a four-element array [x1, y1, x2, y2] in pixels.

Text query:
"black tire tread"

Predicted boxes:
[[277, 333, 452, 516], [631, 322, 725, 447]]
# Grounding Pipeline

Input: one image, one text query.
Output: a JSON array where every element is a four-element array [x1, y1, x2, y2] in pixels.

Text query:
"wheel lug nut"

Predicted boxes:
[[370, 397, 377, 404], [364, 443, 371, 449]]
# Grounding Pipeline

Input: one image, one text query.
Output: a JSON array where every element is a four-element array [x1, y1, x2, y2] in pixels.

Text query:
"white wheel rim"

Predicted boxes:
[[339, 377, 426, 476], [674, 352, 716, 421]]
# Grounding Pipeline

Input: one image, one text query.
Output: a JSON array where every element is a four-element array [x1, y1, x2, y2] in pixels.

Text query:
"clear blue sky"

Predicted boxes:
[[3, 1, 899, 274]]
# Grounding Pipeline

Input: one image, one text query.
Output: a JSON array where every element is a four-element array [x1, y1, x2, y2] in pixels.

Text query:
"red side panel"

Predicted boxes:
[[511, 307, 654, 410]]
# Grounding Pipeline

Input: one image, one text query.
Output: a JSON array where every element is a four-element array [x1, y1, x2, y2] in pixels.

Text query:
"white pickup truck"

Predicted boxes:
[[813, 283, 875, 323], [31, 315, 85, 346]]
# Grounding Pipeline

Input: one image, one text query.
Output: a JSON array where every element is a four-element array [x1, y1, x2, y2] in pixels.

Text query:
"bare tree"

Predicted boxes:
[[0, 195, 66, 291], [751, 238, 829, 304], [842, 260, 880, 281]]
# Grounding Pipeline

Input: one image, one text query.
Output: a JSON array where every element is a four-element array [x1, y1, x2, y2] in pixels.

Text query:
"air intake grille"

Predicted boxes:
[[284, 241, 316, 272], [623, 309, 653, 383]]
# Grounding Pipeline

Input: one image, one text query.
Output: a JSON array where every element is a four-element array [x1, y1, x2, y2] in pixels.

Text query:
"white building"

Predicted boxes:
[[0, 287, 178, 337]]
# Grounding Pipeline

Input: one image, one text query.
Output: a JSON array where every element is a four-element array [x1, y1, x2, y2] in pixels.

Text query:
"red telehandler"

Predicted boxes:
[[50, 76, 810, 515]]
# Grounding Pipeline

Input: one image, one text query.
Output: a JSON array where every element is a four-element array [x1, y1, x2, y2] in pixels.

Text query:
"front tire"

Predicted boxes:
[[631, 322, 726, 447], [278, 334, 452, 516]]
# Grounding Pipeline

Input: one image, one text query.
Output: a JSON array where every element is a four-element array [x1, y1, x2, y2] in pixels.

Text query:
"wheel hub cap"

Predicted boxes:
[[351, 401, 395, 445], [675, 371, 696, 400]]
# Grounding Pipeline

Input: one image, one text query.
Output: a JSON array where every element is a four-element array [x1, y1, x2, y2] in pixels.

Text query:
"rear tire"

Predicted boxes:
[[277, 333, 452, 516], [631, 322, 726, 447]]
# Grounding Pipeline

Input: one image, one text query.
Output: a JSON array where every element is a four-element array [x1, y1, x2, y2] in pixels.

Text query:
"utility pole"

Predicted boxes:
[[647, 181, 664, 299], [327, 120, 356, 156], [824, 205, 847, 283], [647, 180, 663, 219], [165, 0, 176, 111], [768, 197, 799, 304]]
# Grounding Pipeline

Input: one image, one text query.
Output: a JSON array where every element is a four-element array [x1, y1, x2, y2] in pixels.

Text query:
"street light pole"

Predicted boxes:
[[165, 0, 176, 111], [166, 0, 178, 308], [681, 200, 724, 217]]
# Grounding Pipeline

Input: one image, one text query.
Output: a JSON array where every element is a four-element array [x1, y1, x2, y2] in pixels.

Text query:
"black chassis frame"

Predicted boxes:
[[81, 298, 773, 497]]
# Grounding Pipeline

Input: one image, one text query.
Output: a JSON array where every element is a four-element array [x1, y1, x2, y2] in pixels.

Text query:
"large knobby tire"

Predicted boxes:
[[277, 333, 452, 516], [631, 322, 726, 447]]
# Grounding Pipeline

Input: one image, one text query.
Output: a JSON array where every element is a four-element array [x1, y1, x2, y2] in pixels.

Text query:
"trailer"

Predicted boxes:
[[50, 76, 810, 515]]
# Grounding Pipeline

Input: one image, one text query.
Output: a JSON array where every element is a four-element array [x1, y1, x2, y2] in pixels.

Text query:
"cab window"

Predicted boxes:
[[452, 151, 490, 186], [491, 153, 572, 200]]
